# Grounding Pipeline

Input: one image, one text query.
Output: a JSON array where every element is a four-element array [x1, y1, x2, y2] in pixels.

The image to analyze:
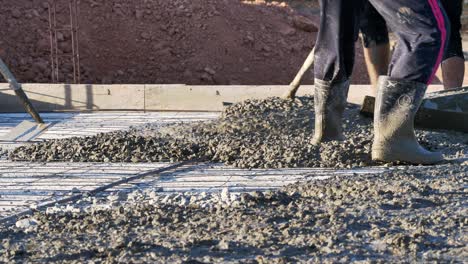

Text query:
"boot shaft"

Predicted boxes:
[[312, 79, 349, 143], [374, 77, 427, 141], [314, 79, 350, 115], [372, 76, 442, 164]]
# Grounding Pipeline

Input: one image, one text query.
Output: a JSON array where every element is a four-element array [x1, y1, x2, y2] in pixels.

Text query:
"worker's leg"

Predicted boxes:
[[440, 0, 464, 89], [359, 1, 390, 95], [363, 44, 391, 96], [368, 0, 449, 164], [442, 57, 465, 89], [312, 0, 363, 144]]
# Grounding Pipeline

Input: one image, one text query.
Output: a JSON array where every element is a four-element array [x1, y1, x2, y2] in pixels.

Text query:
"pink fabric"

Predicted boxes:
[[426, 0, 447, 85]]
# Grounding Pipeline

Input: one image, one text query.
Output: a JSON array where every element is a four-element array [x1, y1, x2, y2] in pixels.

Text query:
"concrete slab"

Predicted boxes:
[[0, 84, 146, 112], [0, 83, 445, 112], [144, 84, 313, 111]]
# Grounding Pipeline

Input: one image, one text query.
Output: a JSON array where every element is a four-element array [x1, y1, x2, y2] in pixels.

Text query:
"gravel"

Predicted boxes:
[[9, 97, 468, 169], [2, 97, 467, 262], [0, 164, 466, 263]]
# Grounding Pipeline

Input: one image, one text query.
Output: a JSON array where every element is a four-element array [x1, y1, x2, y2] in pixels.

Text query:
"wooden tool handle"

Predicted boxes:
[[0, 58, 44, 123]]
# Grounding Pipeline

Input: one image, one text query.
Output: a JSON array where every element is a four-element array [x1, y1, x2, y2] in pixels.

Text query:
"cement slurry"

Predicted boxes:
[[0, 163, 466, 262], [1, 98, 467, 262], [10, 97, 468, 168]]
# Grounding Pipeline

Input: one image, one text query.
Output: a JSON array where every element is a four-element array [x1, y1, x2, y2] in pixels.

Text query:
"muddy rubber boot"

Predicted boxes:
[[312, 79, 350, 145], [372, 76, 443, 164]]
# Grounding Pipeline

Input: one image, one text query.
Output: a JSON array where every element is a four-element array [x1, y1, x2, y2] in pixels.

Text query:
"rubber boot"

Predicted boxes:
[[372, 76, 443, 164], [312, 79, 350, 145]]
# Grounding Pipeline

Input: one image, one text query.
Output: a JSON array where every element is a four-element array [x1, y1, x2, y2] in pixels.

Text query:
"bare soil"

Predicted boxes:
[[0, 0, 370, 85]]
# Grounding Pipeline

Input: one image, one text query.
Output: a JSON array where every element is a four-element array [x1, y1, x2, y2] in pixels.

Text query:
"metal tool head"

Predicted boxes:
[[360, 87, 468, 133], [0, 121, 54, 142], [422, 86, 468, 113]]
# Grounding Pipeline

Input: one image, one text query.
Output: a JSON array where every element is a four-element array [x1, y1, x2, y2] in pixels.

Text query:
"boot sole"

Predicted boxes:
[[372, 147, 444, 165]]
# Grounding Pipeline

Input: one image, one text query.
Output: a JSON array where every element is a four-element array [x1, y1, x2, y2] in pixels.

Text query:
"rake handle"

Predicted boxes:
[[284, 47, 316, 99], [0, 58, 44, 124]]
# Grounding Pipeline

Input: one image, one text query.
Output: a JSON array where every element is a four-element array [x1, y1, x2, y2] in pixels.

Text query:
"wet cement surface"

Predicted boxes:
[[9, 97, 468, 169], [0, 164, 466, 263], [2, 97, 467, 262]]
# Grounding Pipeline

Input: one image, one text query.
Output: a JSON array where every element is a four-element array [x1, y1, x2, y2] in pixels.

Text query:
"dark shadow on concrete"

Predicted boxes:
[[86, 84, 94, 110], [0, 84, 101, 112], [0, 91, 60, 113], [64, 84, 72, 109]]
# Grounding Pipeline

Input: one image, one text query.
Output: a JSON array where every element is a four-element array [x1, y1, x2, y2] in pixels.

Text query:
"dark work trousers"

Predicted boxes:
[[359, 1, 389, 48], [359, 0, 463, 61], [314, 0, 450, 85], [441, 0, 463, 60]]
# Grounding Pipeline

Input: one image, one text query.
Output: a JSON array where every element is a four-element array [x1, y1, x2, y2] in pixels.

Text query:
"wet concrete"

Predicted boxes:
[[9, 97, 468, 168], [1, 97, 467, 262], [0, 164, 466, 262]]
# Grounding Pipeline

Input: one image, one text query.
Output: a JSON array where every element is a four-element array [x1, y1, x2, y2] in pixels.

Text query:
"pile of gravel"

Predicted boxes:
[[1, 164, 466, 263], [9, 97, 468, 168]]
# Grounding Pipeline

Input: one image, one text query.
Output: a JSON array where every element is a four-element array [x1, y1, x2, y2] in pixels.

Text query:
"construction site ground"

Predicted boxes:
[[0, 93, 466, 263], [0, 0, 467, 262], [0, 110, 388, 223]]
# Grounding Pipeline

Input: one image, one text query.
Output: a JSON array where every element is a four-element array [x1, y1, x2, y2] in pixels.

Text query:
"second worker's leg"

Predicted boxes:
[[363, 43, 391, 96], [440, 0, 464, 89], [312, 0, 363, 144], [359, 1, 391, 95], [442, 57, 465, 89]]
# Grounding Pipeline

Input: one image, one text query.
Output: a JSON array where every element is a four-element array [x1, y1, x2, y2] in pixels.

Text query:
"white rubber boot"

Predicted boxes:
[[312, 79, 350, 145], [372, 76, 443, 164]]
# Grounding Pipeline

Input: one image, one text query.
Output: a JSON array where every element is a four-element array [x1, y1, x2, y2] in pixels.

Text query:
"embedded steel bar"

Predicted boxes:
[[47, 1, 57, 83], [72, 0, 81, 83], [0, 161, 194, 226], [47, 0, 81, 84]]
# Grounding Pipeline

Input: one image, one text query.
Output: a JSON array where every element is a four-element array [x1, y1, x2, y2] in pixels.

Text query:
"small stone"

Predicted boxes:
[[292, 15, 318, 32], [15, 218, 39, 229], [140, 32, 151, 40], [107, 191, 128, 202], [204, 67, 216, 75], [135, 9, 144, 19], [217, 239, 231, 250], [278, 24, 296, 36], [221, 188, 230, 203], [179, 197, 189, 206]]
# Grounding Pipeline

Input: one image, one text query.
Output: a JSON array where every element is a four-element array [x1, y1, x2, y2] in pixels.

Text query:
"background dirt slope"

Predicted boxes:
[[0, 0, 369, 85]]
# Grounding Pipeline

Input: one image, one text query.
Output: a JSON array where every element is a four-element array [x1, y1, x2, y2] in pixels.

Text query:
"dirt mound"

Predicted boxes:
[[10, 97, 467, 168], [0, 0, 369, 85]]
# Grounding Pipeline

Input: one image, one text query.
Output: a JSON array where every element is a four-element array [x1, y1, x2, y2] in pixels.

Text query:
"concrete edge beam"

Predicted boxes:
[[0, 83, 444, 112]]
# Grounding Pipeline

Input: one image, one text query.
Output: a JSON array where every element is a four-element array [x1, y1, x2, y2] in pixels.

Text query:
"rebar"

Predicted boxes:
[[47, 0, 81, 84]]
